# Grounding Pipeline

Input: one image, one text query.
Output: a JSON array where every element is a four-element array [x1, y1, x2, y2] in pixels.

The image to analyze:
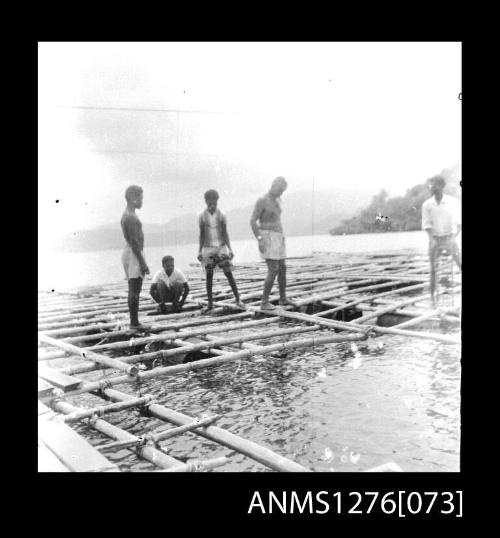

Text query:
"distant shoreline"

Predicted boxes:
[[54, 229, 424, 255]]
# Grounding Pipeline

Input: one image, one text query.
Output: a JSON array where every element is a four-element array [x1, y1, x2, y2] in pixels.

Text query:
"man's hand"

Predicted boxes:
[[228, 250, 234, 260], [258, 238, 265, 254], [197, 252, 203, 262], [141, 263, 150, 275]]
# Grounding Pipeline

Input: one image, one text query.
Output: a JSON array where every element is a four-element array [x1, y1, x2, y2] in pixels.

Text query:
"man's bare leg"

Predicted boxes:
[[128, 277, 149, 329], [224, 270, 245, 309], [171, 282, 184, 312], [202, 267, 214, 313], [150, 283, 167, 314], [261, 260, 279, 310], [158, 281, 169, 313], [277, 259, 295, 306]]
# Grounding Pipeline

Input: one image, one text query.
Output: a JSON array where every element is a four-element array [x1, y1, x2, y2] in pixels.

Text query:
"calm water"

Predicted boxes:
[[42, 230, 461, 472], [39, 231, 433, 291], [67, 325, 460, 473]]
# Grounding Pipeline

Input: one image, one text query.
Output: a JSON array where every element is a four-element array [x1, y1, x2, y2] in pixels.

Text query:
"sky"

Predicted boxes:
[[38, 41, 461, 249]]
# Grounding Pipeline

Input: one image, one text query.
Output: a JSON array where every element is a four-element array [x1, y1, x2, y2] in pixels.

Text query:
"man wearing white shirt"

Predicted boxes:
[[150, 255, 190, 314], [421, 175, 462, 305]]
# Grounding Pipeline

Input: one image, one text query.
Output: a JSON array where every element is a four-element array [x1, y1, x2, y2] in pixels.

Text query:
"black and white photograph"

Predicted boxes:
[[37, 41, 461, 476]]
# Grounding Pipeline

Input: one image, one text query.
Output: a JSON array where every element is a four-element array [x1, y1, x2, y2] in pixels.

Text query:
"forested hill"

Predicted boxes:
[[330, 177, 461, 236]]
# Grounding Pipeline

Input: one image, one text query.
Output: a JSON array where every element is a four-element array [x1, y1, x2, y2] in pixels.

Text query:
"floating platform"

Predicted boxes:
[[38, 251, 460, 472]]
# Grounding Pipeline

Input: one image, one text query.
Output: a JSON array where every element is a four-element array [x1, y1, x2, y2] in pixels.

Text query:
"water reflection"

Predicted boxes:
[[67, 327, 460, 472]]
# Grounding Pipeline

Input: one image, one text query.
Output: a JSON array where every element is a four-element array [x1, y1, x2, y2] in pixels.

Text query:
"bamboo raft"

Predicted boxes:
[[38, 251, 461, 472]]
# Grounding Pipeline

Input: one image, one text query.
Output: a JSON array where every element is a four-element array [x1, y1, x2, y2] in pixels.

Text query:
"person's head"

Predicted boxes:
[[269, 176, 287, 198], [125, 185, 143, 208], [427, 175, 446, 197], [162, 255, 175, 275], [204, 189, 219, 213]]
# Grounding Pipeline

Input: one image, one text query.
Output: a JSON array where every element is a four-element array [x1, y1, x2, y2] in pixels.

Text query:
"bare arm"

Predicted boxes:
[[198, 219, 205, 261], [250, 199, 264, 238], [220, 219, 233, 256], [123, 217, 148, 271], [179, 283, 190, 306], [421, 203, 435, 248]]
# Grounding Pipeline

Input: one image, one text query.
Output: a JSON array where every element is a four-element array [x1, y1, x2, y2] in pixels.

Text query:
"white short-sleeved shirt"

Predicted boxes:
[[151, 268, 187, 288], [422, 194, 461, 236]]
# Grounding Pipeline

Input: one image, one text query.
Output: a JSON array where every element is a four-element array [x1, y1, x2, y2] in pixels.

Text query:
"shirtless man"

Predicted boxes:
[[250, 176, 294, 310], [121, 185, 150, 330]]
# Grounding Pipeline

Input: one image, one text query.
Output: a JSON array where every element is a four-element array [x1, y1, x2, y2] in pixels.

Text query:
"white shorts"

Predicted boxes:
[[260, 230, 286, 260], [122, 245, 145, 279]]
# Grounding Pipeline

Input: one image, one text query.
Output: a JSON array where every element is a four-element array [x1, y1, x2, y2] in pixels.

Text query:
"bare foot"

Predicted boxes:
[[279, 298, 297, 307], [235, 300, 246, 309], [201, 305, 214, 315], [260, 302, 277, 311], [130, 322, 151, 331], [156, 304, 168, 314]]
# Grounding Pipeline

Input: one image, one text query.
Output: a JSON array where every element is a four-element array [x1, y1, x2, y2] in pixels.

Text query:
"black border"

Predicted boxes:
[[31, 38, 469, 527]]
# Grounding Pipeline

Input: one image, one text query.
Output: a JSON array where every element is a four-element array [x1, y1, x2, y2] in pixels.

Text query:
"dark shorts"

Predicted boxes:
[[150, 280, 183, 303], [202, 254, 233, 272]]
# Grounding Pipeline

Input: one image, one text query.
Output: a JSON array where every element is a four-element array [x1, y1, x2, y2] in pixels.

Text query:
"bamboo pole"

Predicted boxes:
[[155, 457, 228, 472], [62, 394, 155, 423], [95, 415, 221, 450], [40, 306, 202, 338], [37, 300, 160, 325], [291, 280, 414, 308], [37, 297, 138, 320], [38, 296, 128, 315], [315, 283, 427, 316], [350, 323, 460, 344], [354, 293, 437, 324], [61, 311, 252, 345], [102, 387, 310, 472], [342, 273, 429, 283], [394, 307, 460, 329], [66, 315, 280, 354], [51, 399, 183, 469], [64, 332, 367, 397], [38, 304, 207, 334], [38, 349, 72, 362], [319, 299, 436, 320], [151, 415, 222, 442], [222, 302, 461, 345], [58, 323, 318, 376], [38, 334, 139, 376]]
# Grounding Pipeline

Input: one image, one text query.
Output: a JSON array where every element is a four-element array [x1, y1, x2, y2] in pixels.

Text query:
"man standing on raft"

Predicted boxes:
[[197, 189, 245, 314], [121, 185, 150, 330], [250, 176, 295, 310], [422, 174, 462, 307]]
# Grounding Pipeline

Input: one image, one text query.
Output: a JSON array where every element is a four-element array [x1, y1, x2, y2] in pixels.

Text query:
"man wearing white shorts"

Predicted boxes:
[[250, 177, 294, 310], [121, 185, 150, 330]]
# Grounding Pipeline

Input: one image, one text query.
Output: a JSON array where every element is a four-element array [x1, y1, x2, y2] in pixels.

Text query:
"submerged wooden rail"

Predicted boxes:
[[63, 332, 368, 397], [38, 250, 461, 472], [38, 333, 139, 376]]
